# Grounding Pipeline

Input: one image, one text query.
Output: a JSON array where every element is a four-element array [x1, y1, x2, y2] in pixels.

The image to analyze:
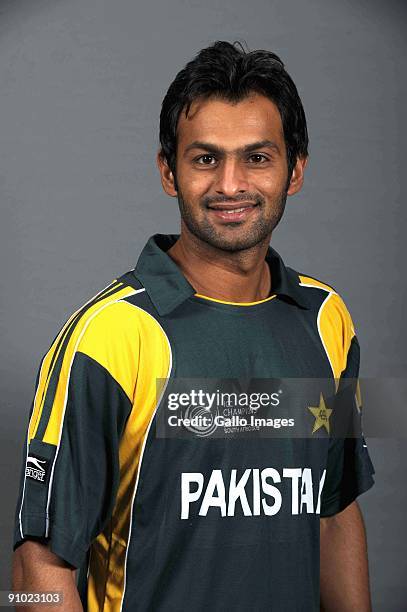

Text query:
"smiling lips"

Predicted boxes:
[[207, 202, 259, 222]]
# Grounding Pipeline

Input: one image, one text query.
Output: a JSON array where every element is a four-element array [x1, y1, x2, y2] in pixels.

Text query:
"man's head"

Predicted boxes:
[[157, 40, 309, 252]]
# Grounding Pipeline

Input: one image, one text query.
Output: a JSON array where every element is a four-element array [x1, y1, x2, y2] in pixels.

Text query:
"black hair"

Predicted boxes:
[[159, 40, 309, 191]]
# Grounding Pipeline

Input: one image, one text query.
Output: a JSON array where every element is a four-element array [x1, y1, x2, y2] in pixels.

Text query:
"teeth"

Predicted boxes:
[[222, 207, 248, 213]]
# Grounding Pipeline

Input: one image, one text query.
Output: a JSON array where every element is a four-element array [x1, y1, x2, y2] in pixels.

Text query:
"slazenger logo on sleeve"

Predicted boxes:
[[25, 454, 49, 482]]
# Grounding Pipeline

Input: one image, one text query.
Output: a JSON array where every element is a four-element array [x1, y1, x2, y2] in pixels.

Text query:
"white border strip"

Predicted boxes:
[[299, 281, 338, 379], [316, 292, 336, 378], [119, 303, 173, 612]]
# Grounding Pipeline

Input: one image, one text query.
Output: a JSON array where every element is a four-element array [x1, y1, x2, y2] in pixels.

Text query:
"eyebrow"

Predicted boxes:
[[183, 139, 281, 156]]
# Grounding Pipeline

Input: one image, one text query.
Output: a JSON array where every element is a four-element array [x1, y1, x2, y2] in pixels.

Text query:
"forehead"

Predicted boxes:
[[176, 93, 284, 149]]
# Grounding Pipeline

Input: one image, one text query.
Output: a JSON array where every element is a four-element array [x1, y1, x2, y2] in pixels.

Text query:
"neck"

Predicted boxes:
[[167, 227, 272, 303]]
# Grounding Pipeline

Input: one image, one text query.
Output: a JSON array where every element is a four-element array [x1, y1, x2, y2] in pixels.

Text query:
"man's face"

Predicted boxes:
[[161, 92, 300, 252]]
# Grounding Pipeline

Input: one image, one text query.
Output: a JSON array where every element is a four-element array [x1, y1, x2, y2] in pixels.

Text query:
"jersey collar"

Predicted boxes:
[[133, 233, 309, 316]]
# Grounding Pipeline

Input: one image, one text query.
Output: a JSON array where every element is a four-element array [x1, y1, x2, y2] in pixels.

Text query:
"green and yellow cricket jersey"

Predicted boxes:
[[13, 233, 375, 611]]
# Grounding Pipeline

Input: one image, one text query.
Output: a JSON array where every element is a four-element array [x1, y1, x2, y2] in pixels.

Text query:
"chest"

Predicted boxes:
[[162, 300, 333, 379]]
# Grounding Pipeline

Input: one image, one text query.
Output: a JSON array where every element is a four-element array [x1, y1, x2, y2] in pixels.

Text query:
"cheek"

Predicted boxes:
[[254, 169, 287, 194], [180, 173, 212, 199]]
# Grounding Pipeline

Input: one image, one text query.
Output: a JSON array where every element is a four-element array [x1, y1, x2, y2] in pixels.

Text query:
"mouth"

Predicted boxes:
[[207, 202, 259, 222]]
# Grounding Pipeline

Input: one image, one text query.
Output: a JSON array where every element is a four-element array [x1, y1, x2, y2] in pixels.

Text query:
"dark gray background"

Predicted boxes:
[[1, 0, 406, 608]]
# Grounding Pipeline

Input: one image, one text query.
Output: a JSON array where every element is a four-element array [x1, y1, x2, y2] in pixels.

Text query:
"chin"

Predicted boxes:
[[203, 232, 269, 253]]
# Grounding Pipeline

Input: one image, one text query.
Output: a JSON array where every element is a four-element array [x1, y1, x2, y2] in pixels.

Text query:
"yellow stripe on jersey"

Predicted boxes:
[[86, 304, 172, 611], [30, 280, 123, 440], [29, 283, 135, 444], [299, 275, 355, 388], [75, 300, 144, 403], [194, 293, 278, 306], [355, 378, 362, 411], [299, 275, 336, 294]]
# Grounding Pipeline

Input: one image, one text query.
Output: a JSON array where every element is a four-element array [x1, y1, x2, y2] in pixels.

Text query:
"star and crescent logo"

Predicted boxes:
[[308, 392, 333, 434]]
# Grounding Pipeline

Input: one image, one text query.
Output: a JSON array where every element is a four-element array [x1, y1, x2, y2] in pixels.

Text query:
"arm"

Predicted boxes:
[[12, 540, 82, 612], [320, 500, 372, 612]]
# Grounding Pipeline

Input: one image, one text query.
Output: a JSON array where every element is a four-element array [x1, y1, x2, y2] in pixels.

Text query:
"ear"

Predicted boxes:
[[287, 156, 308, 196], [156, 149, 178, 196]]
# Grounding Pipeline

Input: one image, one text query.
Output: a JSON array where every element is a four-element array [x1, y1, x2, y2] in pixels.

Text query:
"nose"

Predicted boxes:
[[214, 157, 250, 198]]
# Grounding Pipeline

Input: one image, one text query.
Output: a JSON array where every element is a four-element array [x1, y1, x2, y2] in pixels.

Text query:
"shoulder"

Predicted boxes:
[[45, 271, 169, 389], [37, 274, 145, 398], [292, 269, 358, 377], [33, 272, 169, 418], [296, 270, 355, 332], [55, 273, 144, 347], [39, 273, 139, 378]]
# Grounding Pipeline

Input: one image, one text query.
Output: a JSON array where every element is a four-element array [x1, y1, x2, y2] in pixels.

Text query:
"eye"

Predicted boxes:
[[248, 153, 269, 163], [195, 154, 217, 165]]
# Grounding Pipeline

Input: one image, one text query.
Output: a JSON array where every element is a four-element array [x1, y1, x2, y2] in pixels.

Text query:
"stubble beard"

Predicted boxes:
[[176, 188, 288, 253]]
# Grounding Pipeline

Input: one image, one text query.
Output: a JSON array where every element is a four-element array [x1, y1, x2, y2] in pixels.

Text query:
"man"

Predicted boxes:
[[12, 40, 375, 611]]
